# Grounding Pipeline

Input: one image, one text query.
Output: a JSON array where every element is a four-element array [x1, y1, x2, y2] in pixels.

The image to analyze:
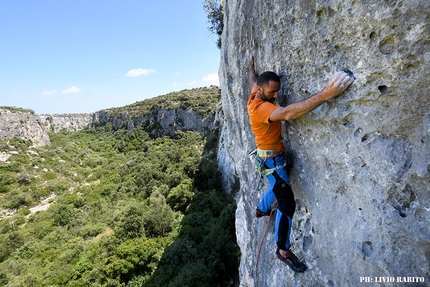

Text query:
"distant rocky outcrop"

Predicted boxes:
[[217, 0, 429, 286], [93, 106, 219, 138], [0, 108, 50, 147], [0, 88, 221, 147], [41, 114, 93, 133], [39, 106, 218, 138]]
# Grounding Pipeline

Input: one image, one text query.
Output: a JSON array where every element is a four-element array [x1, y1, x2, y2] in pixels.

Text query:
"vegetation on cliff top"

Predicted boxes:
[[105, 85, 221, 118], [203, 0, 224, 48], [0, 107, 36, 114]]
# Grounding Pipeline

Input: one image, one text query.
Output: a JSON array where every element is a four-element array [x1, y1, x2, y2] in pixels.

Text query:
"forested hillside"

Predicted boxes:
[[105, 86, 221, 117], [0, 89, 239, 286]]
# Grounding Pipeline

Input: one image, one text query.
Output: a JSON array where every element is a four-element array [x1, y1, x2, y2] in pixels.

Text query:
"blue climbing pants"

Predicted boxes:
[[257, 154, 296, 251]]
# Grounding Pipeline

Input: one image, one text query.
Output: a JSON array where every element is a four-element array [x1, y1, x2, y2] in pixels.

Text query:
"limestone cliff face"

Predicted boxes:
[[217, 0, 429, 286], [41, 114, 93, 133], [0, 106, 217, 147], [93, 107, 217, 138], [0, 108, 50, 147]]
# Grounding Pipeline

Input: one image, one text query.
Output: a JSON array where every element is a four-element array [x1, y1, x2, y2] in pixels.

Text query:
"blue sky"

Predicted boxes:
[[0, 0, 220, 114]]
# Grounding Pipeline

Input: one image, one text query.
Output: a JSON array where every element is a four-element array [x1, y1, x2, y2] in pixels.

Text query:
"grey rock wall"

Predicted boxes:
[[0, 108, 50, 147], [93, 108, 217, 138], [0, 106, 217, 147], [41, 114, 93, 133], [217, 0, 429, 286]]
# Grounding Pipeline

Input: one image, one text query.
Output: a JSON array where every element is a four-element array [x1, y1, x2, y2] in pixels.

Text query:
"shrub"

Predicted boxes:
[[0, 185, 9, 193], [0, 161, 21, 173], [143, 200, 174, 238], [18, 171, 31, 185], [114, 203, 146, 240], [167, 179, 195, 212], [52, 204, 72, 226], [42, 172, 57, 180], [4, 193, 28, 209], [77, 223, 106, 239], [103, 237, 168, 284]]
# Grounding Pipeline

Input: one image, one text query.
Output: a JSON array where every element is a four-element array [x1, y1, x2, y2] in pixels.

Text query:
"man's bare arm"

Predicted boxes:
[[270, 71, 355, 122], [249, 56, 258, 88]]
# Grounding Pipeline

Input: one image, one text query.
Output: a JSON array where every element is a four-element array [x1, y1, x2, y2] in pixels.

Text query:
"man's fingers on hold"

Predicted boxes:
[[330, 72, 342, 86], [336, 72, 348, 84], [332, 71, 342, 81], [345, 75, 355, 86], [330, 71, 355, 90], [340, 72, 350, 82], [341, 75, 351, 85]]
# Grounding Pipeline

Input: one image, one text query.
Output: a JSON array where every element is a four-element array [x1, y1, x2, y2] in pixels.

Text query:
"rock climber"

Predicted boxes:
[[247, 56, 354, 272]]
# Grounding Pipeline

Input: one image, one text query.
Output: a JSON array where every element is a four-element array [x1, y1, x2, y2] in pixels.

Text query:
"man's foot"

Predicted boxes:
[[255, 208, 272, 218], [275, 248, 307, 273]]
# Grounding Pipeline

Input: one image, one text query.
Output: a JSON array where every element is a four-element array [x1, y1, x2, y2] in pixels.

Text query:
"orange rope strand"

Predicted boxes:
[[256, 200, 277, 270]]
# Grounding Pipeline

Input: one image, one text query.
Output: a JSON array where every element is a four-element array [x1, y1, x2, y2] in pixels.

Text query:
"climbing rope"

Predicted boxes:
[[256, 199, 277, 270]]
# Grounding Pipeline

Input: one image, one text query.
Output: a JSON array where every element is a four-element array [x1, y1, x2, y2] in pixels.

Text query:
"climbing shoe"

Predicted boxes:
[[255, 208, 272, 218], [275, 248, 307, 273]]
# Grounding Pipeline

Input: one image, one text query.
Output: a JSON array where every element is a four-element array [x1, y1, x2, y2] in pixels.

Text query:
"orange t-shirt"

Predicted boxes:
[[247, 86, 285, 152]]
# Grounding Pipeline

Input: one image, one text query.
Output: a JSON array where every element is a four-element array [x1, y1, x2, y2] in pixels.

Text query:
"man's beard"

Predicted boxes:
[[261, 91, 277, 104]]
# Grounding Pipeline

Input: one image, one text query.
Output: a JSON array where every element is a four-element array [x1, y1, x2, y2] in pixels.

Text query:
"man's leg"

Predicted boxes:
[[274, 209, 292, 249], [264, 156, 295, 249], [271, 173, 295, 249], [266, 157, 307, 272], [257, 188, 276, 217], [271, 173, 306, 272]]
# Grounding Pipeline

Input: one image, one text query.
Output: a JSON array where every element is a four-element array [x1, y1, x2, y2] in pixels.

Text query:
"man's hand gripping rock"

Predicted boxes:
[[323, 69, 355, 100]]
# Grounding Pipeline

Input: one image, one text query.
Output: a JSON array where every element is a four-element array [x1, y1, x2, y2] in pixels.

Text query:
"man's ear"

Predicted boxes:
[[256, 86, 263, 95]]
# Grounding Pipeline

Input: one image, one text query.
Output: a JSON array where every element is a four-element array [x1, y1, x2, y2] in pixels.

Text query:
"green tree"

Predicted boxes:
[[203, 0, 224, 48], [167, 178, 195, 212], [103, 237, 168, 284], [52, 204, 72, 226], [114, 203, 146, 240], [0, 232, 25, 261], [144, 195, 175, 238]]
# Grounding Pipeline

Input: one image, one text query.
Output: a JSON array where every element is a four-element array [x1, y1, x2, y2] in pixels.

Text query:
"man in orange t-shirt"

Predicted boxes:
[[247, 57, 354, 272]]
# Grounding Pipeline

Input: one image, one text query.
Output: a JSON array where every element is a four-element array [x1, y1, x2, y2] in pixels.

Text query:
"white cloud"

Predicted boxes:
[[202, 73, 219, 86], [125, 68, 156, 77], [62, 86, 81, 94], [42, 90, 57, 96]]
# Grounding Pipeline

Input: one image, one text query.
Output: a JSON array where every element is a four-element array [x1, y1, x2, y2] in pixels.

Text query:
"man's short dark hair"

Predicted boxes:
[[257, 71, 280, 87]]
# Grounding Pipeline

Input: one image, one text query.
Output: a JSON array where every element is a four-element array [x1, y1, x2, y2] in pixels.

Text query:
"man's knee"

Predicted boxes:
[[273, 177, 296, 218]]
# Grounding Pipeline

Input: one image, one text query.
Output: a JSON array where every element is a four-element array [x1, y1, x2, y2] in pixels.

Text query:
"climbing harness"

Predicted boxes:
[[248, 148, 287, 176], [256, 148, 282, 158]]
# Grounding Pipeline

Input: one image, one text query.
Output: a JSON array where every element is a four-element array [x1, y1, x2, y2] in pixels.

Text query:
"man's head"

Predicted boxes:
[[256, 71, 281, 103]]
